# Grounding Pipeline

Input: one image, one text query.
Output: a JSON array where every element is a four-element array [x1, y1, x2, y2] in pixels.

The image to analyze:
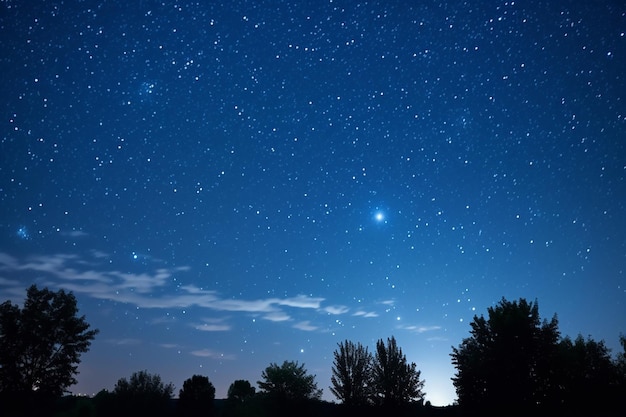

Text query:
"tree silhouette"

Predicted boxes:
[[372, 336, 425, 407], [0, 285, 98, 398], [450, 298, 560, 416], [257, 360, 322, 400], [556, 335, 618, 416], [112, 370, 174, 417], [615, 335, 626, 416], [179, 374, 215, 417], [330, 339, 373, 406], [227, 379, 256, 403]]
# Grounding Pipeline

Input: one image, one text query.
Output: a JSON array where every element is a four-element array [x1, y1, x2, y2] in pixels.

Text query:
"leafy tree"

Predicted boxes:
[[257, 360, 322, 400], [330, 339, 373, 406], [227, 379, 256, 403], [113, 370, 174, 398], [0, 285, 98, 397], [617, 334, 626, 382], [372, 336, 425, 406], [615, 335, 626, 415], [450, 298, 560, 416], [112, 370, 174, 417], [178, 375, 215, 417], [557, 335, 618, 415]]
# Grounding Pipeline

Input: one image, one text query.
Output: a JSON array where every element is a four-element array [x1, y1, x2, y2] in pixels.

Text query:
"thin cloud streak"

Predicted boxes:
[[353, 310, 379, 318], [400, 325, 442, 334], [190, 349, 235, 360], [323, 305, 349, 315], [0, 252, 388, 332], [293, 321, 318, 331], [193, 323, 231, 332], [0, 252, 329, 316]]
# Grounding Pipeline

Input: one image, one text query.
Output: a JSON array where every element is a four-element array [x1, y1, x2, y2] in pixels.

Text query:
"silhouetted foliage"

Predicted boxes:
[[372, 336, 425, 407], [615, 335, 626, 415], [178, 375, 215, 417], [0, 285, 98, 417], [617, 334, 626, 373], [227, 379, 255, 403], [111, 370, 174, 417], [257, 360, 322, 401], [0, 285, 98, 397], [330, 339, 373, 406], [92, 389, 115, 417], [555, 334, 619, 416], [451, 298, 560, 416], [53, 394, 96, 417]]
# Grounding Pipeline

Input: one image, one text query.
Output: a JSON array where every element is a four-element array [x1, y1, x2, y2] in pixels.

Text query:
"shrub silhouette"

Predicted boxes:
[[257, 360, 322, 401], [178, 374, 216, 417], [111, 370, 174, 417]]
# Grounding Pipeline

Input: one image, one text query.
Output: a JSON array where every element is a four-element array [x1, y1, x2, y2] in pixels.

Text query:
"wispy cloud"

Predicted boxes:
[[426, 336, 449, 342], [262, 311, 291, 322], [277, 294, 324, 309], [159, 343, 181, 349], [353, 310, 379, 318], [61, 230, 88, 238], [0, 251, 381, 332], [190, 349, 235, 360], [0, 253, 327, 317], [194, 323, 231, 331], [293, 321, 318, 331], [399, 325, 442, 334], [193, 318, 231, 332], [323, 305, 349, 315], [105, 338, 142, 346], [150, 316, 177, 325]]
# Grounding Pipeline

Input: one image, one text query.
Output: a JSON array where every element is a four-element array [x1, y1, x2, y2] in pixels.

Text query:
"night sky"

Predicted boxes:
[[1, 0, 625, 406]]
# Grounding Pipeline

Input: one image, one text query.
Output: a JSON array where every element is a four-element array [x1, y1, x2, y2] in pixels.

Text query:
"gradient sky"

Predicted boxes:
[[1, 0, 625, 406]]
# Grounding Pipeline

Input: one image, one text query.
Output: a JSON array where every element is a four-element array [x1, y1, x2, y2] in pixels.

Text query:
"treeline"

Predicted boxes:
[[451, 298, 626, 417], [1, 286, 625, 417], [49, 366, 447, 417]]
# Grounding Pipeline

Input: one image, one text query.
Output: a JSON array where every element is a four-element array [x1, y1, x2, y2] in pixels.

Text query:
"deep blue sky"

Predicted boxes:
[[1, 0, 624, 405]]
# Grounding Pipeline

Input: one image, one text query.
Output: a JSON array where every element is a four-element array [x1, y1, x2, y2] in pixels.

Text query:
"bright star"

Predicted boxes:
[[374, 211, 385, 222]]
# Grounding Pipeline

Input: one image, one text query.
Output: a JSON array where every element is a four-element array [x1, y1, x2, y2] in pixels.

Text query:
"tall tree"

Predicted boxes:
[[257, 360, 322, 400], [0, 285, 98, 397], [372, 336, 425, 406], [227, 379, 256, 403], [450, 298, 560, 416], [179, 375, 216, 417], [330, 340, 373, 406]]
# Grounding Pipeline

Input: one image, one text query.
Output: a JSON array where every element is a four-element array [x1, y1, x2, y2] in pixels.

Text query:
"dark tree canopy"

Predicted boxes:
[[179, 374, 215, 417], [0, 285, 98, 397], [112, 370, 174, 417], [257, 360, 322, 401], [450, 298, 561, 416], [113, 369, 174, 399], [330, 340, 373, 406], [372, 336, 425, 407], [556, 334, 620, 415], [617, 335, 626, 379], [227, 379, 256, 402]]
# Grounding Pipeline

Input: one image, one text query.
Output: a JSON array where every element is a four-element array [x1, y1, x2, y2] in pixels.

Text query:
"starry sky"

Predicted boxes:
[[0, 0, 625, 406]]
